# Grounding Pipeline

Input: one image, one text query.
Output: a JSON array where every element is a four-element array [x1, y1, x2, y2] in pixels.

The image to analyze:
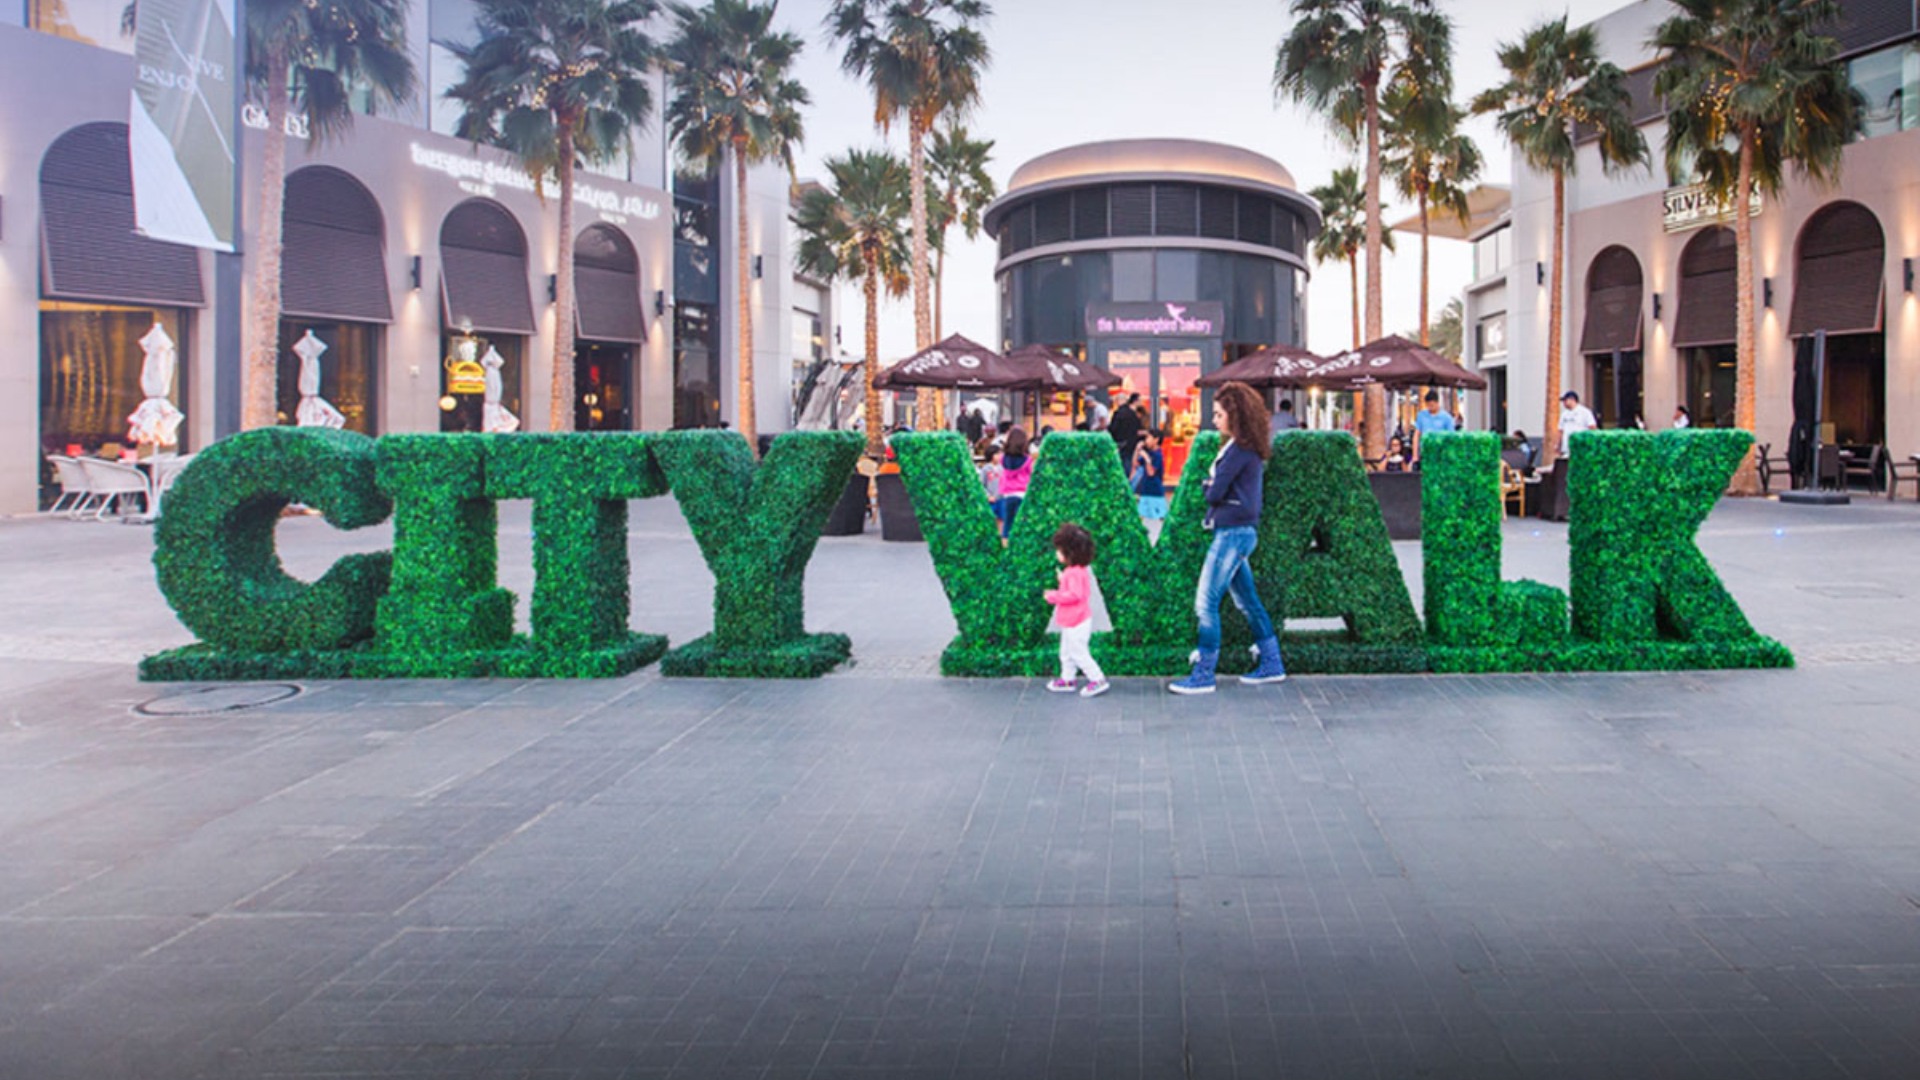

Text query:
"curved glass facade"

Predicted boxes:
[[1000, 249, 1303, 354]]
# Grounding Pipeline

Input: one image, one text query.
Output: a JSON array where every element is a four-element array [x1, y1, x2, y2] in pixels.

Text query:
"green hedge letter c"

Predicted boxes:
[[154, 427, 393, 653]]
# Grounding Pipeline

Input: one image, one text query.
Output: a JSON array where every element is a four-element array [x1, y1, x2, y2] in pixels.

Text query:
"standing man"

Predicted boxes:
[[1411, 390, 1456, 464], [1107, 391, 1143, 464], [1558, 390, 1598, 457], [1272, 397, 1303, 431]]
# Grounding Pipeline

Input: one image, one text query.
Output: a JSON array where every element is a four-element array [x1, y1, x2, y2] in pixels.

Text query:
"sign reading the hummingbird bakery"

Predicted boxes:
[[1086, 302, 1225, 338], [1662, 182, 1763, 233]]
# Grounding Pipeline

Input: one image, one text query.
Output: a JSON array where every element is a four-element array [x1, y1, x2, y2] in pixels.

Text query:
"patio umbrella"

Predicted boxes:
[[1195, 343, 1328, 389], [125, 321, 184, 449], [1005, 344, 1121, 393], [871, 333, 1040, 390], [292, 330, 346, 428], [480, 346, 520, 433], [1312, 334, 1489, 391]]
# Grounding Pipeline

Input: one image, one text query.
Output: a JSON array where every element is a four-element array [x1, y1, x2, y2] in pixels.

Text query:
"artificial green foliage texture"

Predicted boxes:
[[486, 433, 667, 675], [151, 427, 392, 655], [651, 430, 863, 676], [373, 435, 516, 674], [1420, 432, 1569, 648]]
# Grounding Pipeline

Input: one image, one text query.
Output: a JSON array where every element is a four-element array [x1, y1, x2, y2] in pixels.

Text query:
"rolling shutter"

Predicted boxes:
[[1789, 202, 1883, 338], [439, 199, 534, 335], [40, 122, 204, 307], [1580, 247, 1643, 354], [281, 167, 391, 323], [1672, 227, 1737, 348], [574, 224, 645, 344]]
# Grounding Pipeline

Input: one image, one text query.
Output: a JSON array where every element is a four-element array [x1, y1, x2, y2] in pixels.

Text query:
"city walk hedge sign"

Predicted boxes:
[[143, 427, 1790, 682]]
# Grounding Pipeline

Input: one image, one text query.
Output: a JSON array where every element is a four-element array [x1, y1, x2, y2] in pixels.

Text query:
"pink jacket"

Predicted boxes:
[[1044, 565, 1093, 629], [999, 454, 1033, 497]]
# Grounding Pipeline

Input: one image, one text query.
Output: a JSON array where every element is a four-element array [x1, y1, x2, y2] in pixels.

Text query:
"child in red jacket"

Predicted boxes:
[[1045, 523, 1111, 698]]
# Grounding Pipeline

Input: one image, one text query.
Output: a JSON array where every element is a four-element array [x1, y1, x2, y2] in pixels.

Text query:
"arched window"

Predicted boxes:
[[1789, 201, 1884, 338], [440, 199, 533, 335], [573, 224, 645, 343], [40, 122, 202, 306], [1672, 227, 1737, 349], [1580, 246, 1642, 354], [281, 166, 391, 323]]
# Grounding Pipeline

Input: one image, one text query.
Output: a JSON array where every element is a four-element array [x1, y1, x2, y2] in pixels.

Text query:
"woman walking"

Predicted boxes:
[[1170, 382, 1287, 694]]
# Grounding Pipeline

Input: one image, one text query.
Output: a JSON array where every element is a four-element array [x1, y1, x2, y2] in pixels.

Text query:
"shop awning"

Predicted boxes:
[[281, 166, 392, 324], [440, 200, 535, 336], [40, 122, 204, 308], [1580, 247, 1642, 354], [1789, 203, 1884, 338], [1672, 227, 1737, 349], [574, 224, 645, 344]]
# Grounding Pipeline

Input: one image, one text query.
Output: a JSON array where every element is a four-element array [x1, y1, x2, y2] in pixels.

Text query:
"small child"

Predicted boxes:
[[978, 442, 1003, 523], [1133, 428, 1168, 526], [1044, 523, 1111, 698]]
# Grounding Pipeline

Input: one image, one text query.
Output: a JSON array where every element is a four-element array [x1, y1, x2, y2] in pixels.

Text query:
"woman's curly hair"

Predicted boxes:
[[1215, 382, 1271, 460]]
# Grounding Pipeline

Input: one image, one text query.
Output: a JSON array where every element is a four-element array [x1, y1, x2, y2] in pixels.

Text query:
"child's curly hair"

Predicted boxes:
[[1053, 522, 1095, 567]]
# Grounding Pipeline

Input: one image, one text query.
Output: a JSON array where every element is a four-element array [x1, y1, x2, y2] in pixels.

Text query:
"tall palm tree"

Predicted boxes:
[[793, 150, 911, 457], [446, 0, 658, 432], [1307, 166, 1391, 352], [1383, 81, 1481, 346], [1277, 0, 1449, 459], [926, 122, 995, 338], [1473, 16, 1646, 469], [827, 0, 992, 431], [665, 0, 809, 454], [1653, 0, 1861, 494], [242, 0, 415, 429]]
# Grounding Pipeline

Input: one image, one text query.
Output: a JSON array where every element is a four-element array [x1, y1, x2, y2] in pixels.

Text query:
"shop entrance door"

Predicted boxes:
[[575, 342, 632, 431], [1095, 339, 1219, 485]]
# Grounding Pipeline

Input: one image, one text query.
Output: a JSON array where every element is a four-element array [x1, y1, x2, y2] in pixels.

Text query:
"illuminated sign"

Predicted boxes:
[[1662, 182, 1762, 233], [405, 144, 662, 222], [1085, 301, 1224, 337]]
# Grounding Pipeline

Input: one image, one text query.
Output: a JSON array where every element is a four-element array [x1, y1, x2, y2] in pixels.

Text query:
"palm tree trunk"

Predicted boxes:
[[734, 141, 758, 453], [551, 128, 578, 433], [242, 58, 291, 430], [1417, 186, 1431, 347], [1360, 78, 1385, 461], [1348, 255, 1360, 350], [862, 254, 884, 458], [907, 112, 938, 429], [1729, 134, 1760, 495], [933, 226, 946, 339], [1540, 167, 1566, 471]]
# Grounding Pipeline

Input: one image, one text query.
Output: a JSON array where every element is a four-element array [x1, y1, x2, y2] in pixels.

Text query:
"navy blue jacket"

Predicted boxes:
[[1203, 441, 1264, 529]]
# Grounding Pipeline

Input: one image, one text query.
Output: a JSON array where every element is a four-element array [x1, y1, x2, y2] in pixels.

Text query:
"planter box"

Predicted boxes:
[[1368, 471, 1422, 541], [823, 473, 868, 536], [875, 473, 922, 542]]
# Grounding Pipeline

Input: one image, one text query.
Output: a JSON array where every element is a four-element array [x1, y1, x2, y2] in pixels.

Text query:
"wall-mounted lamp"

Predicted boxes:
[[1652, 293, 1663, 321], [1763, 277, 1773, 309], [1535, 262, 1545, 286], [835, 325, 843, 345], [1906, 258, 1915, 293], [408, 255, 422, 291], [751, 255, 764, 279], [547, 274, 557, 303], [654, 289, 668, 317]]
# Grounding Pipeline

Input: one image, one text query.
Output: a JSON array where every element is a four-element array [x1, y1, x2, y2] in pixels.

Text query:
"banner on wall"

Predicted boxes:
[[130, 0, 238, 251]]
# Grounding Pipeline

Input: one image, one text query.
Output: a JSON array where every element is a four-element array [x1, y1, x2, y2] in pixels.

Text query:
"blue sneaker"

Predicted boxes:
[[1241, 636, 1288, 685], [1168, 649, 1218, 695]]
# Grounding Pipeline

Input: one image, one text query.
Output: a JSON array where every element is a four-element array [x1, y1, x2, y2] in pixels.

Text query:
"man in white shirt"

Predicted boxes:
[[1558, 390, 1598, 456]]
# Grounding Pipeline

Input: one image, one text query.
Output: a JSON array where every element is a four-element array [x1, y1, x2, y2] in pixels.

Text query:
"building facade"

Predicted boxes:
[[5, 1, 830, 514], [1466, 0, 1920, 458], [984, 139, 1320, 480]]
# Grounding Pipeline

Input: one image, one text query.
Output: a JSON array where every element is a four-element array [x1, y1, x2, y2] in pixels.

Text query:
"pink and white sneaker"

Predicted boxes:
[[1046, 678, 1078, 693], [1080, 679, 1111, 699]]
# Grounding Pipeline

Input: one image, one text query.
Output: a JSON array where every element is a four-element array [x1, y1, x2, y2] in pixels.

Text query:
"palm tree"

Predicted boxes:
[[242, 0, 416, 429], [665, 0, 809, 454], [1277, 0, 1449, 459], [1307, 166, 1391, 352], [1472, 16, 1646, 470], [926, 122, 995, 338], [827, 0, 992, 431], [1652, 0, 1861, 494], [446, 0, 658, 432], [1383, 80, 1481, 346], [793, 150, 911, 457]]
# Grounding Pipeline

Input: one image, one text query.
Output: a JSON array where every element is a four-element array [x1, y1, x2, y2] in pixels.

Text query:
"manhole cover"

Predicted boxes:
[[134, 684, 303, 717]]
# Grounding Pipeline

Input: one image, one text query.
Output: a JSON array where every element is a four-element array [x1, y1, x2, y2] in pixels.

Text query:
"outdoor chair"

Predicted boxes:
[[1816, 445, 1843, 491], [1887, 453, 1920, 502], [45, 456, 99, 518], [1756, 442, 1793, 494], [1500, 462, 1527, 518], [147, 455, 195, 520], [77, 458, 151, 520], [1842, 445, 1887, 494]]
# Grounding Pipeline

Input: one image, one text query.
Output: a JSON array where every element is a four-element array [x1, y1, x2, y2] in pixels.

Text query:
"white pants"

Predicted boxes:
[[1058, 621, 1104, 682]]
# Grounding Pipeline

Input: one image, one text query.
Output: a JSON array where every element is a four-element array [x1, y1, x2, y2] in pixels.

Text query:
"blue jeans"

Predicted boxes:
[[1194, 526, 1274, 653]]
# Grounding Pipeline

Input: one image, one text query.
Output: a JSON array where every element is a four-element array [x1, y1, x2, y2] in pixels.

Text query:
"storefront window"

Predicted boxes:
[[1683, 346, 1737, 430], [674, 301, 720, 428], [1475, 312, 1508, 361], [439, 334, 523, 433], [40, 301, 188, 463], [1473, 227, 1512, 282], [1849, 43, 1919, 140], [575, 342, 632, 431], [276, 319, 379, 434], [30, 0, 135, 55]]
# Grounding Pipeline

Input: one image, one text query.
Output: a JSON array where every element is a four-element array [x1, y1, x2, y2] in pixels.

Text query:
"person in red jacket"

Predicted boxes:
[[1044, 522, 1110, 698]]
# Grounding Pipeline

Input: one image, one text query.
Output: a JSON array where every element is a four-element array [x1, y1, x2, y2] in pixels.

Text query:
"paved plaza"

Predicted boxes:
[[3, 496, 1920, 1079]]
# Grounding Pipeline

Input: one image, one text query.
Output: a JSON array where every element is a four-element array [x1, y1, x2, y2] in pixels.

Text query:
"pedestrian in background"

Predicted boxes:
[[998, 427, 1033, 538]]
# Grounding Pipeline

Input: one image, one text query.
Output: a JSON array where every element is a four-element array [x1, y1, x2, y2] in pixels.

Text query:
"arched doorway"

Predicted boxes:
[[1673, 227, 1737, 429], [573, 224, 644, 431], [278, 166, 390, 434], [1789, 202, 1885, 447], [438, 199, 533, 433], [37, 122, 203, 503], [1580, 246, 1644, 428]]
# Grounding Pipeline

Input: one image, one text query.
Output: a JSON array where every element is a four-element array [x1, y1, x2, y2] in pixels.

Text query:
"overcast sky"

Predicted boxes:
[[768, 0, 1627, 360]]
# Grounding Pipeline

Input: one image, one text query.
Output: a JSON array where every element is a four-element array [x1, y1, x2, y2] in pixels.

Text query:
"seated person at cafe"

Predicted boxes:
[[1382, 435, 1410, 473]]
